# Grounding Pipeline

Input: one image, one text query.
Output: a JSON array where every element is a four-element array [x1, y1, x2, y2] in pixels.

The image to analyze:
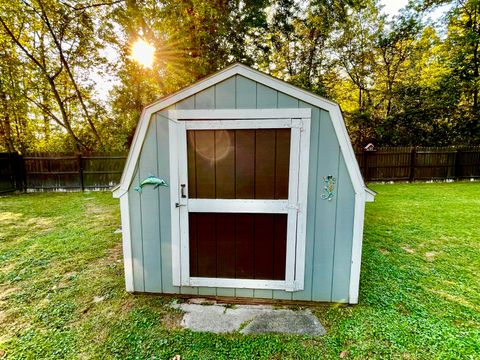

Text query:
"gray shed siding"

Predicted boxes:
[[127, 75, 355, 302]]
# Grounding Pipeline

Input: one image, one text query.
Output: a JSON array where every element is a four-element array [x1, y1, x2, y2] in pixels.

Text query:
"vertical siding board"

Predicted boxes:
[[195, 86, 215, 109], [198, 287, 217, 296], [129, 168, 144, 291], [196, 213, 217, 277], [235, 132, 255, 199], [311, 110, 340, 302], [215, 130, 235, 198], [236, 75, 257, 109], [331, 156, 354, 302], [216, 214, 236, 278], [139, 117, 162, 292], [235, 214, 255, 279], [236, 289, 254, 298], [274, 129, 291, 199], [180, 286, 199, 295], [254, 130, 276, 199], [253, 289, 273, 299], [273, 215, 287, 280], [217, 288, 236, 297], [215, 77, 236, 108], [175, 96, 195, 110], [293, 103, 319, 301], [277, 92, 299, 108], [194, 131, 216, 198], [253, 214, 275, 279], [189, 213, 198, 277], [256, 84, 277, 108], [187, 131, 197, 198], [157, 112, 178, 293]]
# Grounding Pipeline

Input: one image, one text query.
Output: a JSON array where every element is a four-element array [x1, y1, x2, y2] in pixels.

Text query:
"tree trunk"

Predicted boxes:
[[37, 0, 103, 148], [0, 15, 85, 151], [0, 90, 15, 152]]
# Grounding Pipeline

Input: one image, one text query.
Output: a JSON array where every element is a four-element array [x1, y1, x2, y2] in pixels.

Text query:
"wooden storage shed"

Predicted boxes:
[[113, 63, 375, 304]]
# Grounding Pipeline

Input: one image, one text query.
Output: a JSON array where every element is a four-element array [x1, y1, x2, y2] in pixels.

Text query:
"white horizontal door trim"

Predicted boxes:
[[185, 119, 293, 130], [188, 199, 288, 214], [169, 108, 311, 120], [189, 277, 289, 290]]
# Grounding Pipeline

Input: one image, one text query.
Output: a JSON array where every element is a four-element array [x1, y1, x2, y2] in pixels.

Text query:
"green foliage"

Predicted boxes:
[[1, 0, 480, 151], [0, 184, 479, 358]]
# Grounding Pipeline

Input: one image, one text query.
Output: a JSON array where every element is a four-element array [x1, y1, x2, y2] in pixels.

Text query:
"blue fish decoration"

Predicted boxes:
[[134, 176, 168, 192]]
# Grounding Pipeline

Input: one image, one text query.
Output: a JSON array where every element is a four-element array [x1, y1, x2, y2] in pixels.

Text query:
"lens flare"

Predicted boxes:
[[130, 39, 155, 68]]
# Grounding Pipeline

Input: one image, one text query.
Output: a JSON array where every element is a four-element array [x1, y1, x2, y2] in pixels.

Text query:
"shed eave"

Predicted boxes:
[[364, 187, 377, 202], [112, 186, 128, 198]]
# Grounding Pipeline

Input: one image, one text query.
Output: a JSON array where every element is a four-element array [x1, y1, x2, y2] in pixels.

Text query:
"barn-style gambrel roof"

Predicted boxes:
[[113, 63, 374, 202]]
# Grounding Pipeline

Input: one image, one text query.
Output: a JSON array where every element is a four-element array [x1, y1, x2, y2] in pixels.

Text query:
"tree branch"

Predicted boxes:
[[61, 0, 125, 11]]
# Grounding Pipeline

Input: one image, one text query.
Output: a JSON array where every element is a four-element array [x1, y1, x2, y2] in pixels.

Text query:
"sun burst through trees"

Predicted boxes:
[[130, 39, 155, 68]]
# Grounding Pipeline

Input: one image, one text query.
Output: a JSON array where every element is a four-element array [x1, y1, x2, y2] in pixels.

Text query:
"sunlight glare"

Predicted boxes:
[[131, 39, 155, 68]]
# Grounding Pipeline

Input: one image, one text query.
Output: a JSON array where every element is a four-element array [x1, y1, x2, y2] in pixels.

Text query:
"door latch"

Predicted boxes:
[[175, 202, 186, 208]]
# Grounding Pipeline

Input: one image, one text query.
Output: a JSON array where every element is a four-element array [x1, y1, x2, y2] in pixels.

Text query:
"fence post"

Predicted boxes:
[[409, 147, 416, 182], [362, 150, 368, 181], [78, 154, 84, 191], [9, 153, 26, 192], [17, 153, 26, 191], [454, 148, 462, 179]]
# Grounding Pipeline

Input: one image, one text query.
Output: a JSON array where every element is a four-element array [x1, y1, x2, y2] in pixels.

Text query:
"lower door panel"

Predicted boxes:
[[189, 212, 287, 280]]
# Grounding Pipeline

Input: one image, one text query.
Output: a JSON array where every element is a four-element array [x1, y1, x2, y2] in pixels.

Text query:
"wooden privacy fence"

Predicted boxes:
[[1, 147, 480, 193], [355, 146, 480, 181], [1, 152, 127, 192]]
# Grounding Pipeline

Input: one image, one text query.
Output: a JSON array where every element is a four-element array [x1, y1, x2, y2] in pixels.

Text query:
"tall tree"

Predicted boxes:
[[0, 0, 109, 151], [106, 0, 269, 148], [445, 0, 480, 139]]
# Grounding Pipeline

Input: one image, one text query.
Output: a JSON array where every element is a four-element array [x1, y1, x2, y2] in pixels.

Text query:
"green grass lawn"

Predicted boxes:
[[0, 182, 479, 359]]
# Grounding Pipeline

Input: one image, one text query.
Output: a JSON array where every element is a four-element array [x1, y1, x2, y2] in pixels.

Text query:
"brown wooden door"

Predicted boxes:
[[186, 129, 291, 280]]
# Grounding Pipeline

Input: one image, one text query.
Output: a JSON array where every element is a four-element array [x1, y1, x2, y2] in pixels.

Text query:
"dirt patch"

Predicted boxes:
[[0, 212, 23, 223], [120, 298, 135, 313], [0, 287, 19, 301], [428, 288, 479, 312], [24, 217, 55, 232], [162, 311, 182, 330], [402, 246, 415, 254], [86, 242, 123, 272], [84, 202, 115, 222], [379, 248, 390, 255], [424, 252, 436, 261], [106, 245, 122, 262], [0, 263, 15, 276], [51, 272, 78, 291]]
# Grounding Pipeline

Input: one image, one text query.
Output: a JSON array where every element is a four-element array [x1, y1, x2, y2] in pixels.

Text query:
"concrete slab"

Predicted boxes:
[[240, 309, 326, 336], [173, 302, 325, 336]]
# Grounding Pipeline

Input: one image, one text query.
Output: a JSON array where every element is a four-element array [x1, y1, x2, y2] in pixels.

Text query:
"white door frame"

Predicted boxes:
[[168, 108, 311, 291]]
